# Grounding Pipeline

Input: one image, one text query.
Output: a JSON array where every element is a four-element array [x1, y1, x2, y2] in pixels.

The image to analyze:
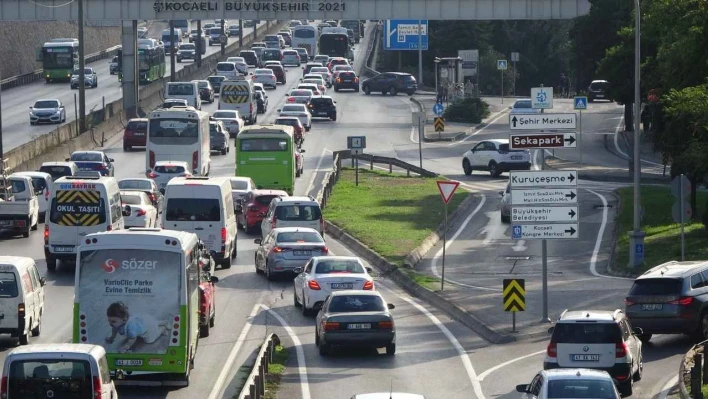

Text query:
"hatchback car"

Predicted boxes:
[[120, 191, 158, 228], [67, 151, 114, 176], [294, 47, 309, 62], [265, 64, 287, 84], [207, 75, 226, 93], [510, 98, 541, 114], [252, 69, 277, 89], [70, 67, 98, 89], [212, 110, 245, 137], [361, 72, 417, 96], [29, 99, 66, 125], [229, 177, 257, 207], [313, 290, 396, 356], [147, 160, 193, 192], [301, 78, 326, 95], [310, 67, 332, 86], [236, 189, 289, 233], [308, 96, 337, 121], [286, 89, 315, 105], [254, 227, 328, 280], [303, 62, 323, 75], [118, 178, 163, 211], [123, 118, 148, 151], [544, 309, 643, 396], [227, 24, 240, 36], [517, 369, 621, 399], [39, 161, 78, 181], [193, 80, 215, 103], [588, 80, 610, 102], [209, 121, 229, 155], [282, 49, 301, 66], [278, 104, 312, 131], [462, 139, 531, 177], [326, 57, 350, 72], [313, 55, 329, 65], [334, 71, 359, 92]]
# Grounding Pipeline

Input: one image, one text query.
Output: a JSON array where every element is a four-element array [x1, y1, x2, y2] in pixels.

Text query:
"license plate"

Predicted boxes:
[[53, 246, 74, 253], [342, 80, 351, 82], [317, 112, 328, 116], [79, 168, 92, 171], [331, 283, 353, 289], [572, 354, 599, 361], [293, 250, 311, 256], [134, 133, 145, 136], [0, 221, 12, 227], [116, 359, 143, 366], [642, 304, 663, 311], [511, 156, 523, 160], [347, 323, 371, 330], [597, 95, 605, 98]]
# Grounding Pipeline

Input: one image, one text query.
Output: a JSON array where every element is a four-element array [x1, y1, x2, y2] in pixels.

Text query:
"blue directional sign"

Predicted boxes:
[[433, 103, 444, 116], [384, 20, 428, 50], [497, 60, 508, 70], [574, 96, 588, 110], [512, 225, 522, 239]]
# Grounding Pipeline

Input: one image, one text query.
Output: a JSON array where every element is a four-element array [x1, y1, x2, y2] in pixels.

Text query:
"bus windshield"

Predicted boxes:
[[77, 249, 181, 355], [149, 118, 199, 145], [43, 48, 75, 68], [294, 29, 315, 38]]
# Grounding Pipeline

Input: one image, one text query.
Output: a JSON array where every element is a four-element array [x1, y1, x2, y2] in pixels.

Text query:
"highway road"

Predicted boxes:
[[0, 19, 267, 153]]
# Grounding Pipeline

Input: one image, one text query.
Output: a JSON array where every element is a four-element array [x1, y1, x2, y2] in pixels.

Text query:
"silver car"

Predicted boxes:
[[70, 67, 98, 89], [147, 160, 192, 192], [254, 227, 328, 280], [500, 183, 511, 223]]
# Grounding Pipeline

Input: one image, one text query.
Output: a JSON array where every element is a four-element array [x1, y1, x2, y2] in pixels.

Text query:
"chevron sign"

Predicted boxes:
[[503, 279, 526, 312]]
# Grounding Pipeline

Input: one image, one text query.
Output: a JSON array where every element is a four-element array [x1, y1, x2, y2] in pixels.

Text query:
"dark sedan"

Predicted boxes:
[[333, 71, 359, 92], [314, 290, 396, 356], [207, 75, 226, 93], [193, 80, 215, 103], [66, 151, 114, 177]]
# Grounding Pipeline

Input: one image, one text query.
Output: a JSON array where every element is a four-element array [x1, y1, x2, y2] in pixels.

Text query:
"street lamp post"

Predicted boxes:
[[629, 0, 645, 267], [434, 57, 441, 101]]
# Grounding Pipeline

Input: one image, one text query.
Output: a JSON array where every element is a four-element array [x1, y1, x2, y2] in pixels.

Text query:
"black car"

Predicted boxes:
[[333, 71, 359, 92], [239, 50, 259, 67], [207, 75, 226, 93], [194, 80, 215, 103], [261, 48, 283, 65], [255, 91, 268, 114], [361, 72, 417, 96], [588, 80, 610, 102], [308, 96, 337, 121]]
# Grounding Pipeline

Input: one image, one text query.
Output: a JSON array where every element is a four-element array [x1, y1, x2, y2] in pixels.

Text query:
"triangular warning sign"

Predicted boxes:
[[436, 180, 460, 204]]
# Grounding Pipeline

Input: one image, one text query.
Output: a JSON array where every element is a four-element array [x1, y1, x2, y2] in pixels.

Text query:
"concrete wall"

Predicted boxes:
[[0, 21, 121, 77], [5, 21, 287, 174]]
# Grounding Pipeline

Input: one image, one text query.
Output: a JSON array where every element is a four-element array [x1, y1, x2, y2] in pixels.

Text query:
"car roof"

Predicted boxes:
[[591, 80, 609, 83], [638, 261, 707, 279], [251, 189, 289, 196], [542, 368, 613, 380], [483, 139, 509, 144], [119, 178, 152, 183], [313, 255, 360, 263], [36, 98, 60, 102], [128, 118, 149, 122], [71, 150, 104, 156], [229, 177, 252, 182], [42, 161, 75, 167], [387, 71, 411, 76], [558, 309, 622, 322], [329, 289, 381, 297], [311, 95, 334, 100]]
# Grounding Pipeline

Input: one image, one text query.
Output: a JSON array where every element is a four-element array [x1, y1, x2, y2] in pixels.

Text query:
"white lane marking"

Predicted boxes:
[[398, 296, 486, 399], [612, 115, 664, 167], [532, 150, 541, 170], [305, 148, 329, 196], [511, 239, 527, 252], [586, 189, 632, 280], [477, 350, 546, 381], [260, 304, 312, 399], [657, 375, 678, 399], [404, 99, 420, 144], [448, 109, 510, 146], [430, 195, 486, 279], [481, 211, 505, 246], [207, 304, 261, 399]]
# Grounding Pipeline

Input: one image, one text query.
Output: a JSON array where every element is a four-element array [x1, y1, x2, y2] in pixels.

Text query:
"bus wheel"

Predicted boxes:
[[220, 256, 232, 269]]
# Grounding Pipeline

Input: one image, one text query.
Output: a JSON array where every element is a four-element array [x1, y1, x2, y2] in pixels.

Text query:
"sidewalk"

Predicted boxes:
[[411, 94, 509, 142]]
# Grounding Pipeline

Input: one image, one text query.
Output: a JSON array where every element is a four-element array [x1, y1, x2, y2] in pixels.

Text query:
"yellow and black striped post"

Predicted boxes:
[[434, 117, 445, 132], [503, 279, 526, 332]]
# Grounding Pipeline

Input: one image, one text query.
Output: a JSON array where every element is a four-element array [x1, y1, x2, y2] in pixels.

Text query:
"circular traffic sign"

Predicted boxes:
[[219, 34, 228, 44]]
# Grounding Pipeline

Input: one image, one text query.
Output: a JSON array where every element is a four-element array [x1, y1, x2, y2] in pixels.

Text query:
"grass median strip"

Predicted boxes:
[[263, 345, 288, 399], [323, 168, 465, 267], [615, 185, 707, 273]]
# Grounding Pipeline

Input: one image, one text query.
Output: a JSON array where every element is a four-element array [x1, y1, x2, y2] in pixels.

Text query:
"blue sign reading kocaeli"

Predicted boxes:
[[384, 20, 428, 51]]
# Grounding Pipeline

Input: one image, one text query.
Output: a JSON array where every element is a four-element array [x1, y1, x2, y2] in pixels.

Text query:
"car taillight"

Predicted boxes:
[[1, 376, 7, 399], [362, 280, 374, 290], [616, 342, 628, 358], [336, 78, 341, 83], [44, 225, 49, 243], [93, 376, 102, 399], [354, 78, 359, 83], [320, 217, 325, 232], [221, 227, 227, 243], [96, 164, 108, 170], [149, 151, 156, 168], [547, 342, 557, 357], [192, 151, 199, 171], [271, 215, 277, 229], [378, 321, 393, 329], [624, 298, 635, 306], [18, 303, 25, 318], [323, 322, 340, 331], [319, 246, 329, 255], [288, 97, 295, 102], [308, 280, 321, 290], [137, 209, 146, 217], [148, 192, 156, 202], [107, 225, 113, 231], [669, 296, 694, 306], [44, 188, 49, 201]]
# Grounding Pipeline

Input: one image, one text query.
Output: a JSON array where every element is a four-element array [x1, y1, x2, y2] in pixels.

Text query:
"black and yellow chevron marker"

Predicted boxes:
[[55, 190, 102, 226], [56, 190, 100, 204], [220, 86, 250, 103], [434, 117, 445, 132], [503, 279, 526, 312]]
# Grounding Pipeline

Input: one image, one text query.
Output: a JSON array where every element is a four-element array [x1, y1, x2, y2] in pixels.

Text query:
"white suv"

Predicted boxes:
[[516, 369, 621, 399], [260, 196, 324, 239], [543, 309, 644, 396], [462, 139, 531, 177]]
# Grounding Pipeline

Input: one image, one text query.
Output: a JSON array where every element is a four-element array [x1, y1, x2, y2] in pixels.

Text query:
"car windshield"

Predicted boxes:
[[275, 204, 321, 220], [283, 51, 297, 56], [181, 44, 195, 50], [514, 100, 532, 109], [154, 164, 186, 173], [70, 153, 102, 162], [282, 105, 305, 112], [71, 68, 92, 76], [276, 231, 323, 243], [311, 98, 333, 106], [230, 180, 249, 190], [34, 100, 59, 109], [213, 111, 238, 119], [334, 66, 353, 72], [339, 72, 356, 78], [302, 81, 321, 87], [315, 260, 364, 274], [121, 194, 142, 205], [328, 295, 385, 313], [547, 379, 617, 399], [118, 180, 152, 190], [551, 323, 621, 344]]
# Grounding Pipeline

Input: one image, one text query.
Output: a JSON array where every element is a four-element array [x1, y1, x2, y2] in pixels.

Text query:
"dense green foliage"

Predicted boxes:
[[443, 98, 490, 123]]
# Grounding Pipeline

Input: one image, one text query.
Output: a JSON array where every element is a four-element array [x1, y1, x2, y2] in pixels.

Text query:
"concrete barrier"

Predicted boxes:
[[5, 21, 287, 174]]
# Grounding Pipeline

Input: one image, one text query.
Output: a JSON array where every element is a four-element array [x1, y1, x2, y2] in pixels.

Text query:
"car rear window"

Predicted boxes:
[[275, 119, 299, 127], [165, 198, 221, 221], [70, 153, 102, 162], [127, 121, 147, 131], [339, 72, 356, 78], [217, 63, 235, 71], [311, 98, 333, 106], [515, 101, 532, 109], [590, 82, 609, 90], [230, 180, 249, 190], [276, 231, 323, 243], [0, 272, 18, 298], [551, 323, 621, 344], [328, 295, 385, 312], [154, 165, 186, 173], [275, 204, 321, 221], [40, 166, 72, 180], [255, 195, 279, 205], [629, 278, 682, 295], [547, 379, 617, 399], [118, 180, 152, 190], [498, 144, 525, 153], [400, 74, 416, 82], [315, 260, 363, 274], [8, 359, 92, 397]]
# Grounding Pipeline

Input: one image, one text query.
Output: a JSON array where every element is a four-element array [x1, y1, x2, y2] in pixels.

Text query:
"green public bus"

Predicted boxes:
[[117, 40, 166, 84], [73, 229, 201, 385], [41, 39, 79, 83], [235, 125, 296, 195]]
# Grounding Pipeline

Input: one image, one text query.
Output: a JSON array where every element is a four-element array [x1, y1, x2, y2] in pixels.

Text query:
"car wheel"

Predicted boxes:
[[331, 114, 337, 121], [30, 122, 36, 126], [462, 158, 472, 175], [385, 343, 396, 355], [382, 90, 388, 95], [255, 256, 263, 274], [488, 161, 501, 178], [364, 85, 371, 95], [389, 86, 397, 96], [638, 333, 652, 343], [334, 87, 339, 92], [31, 318, 41, 337], [301, 297, 311, 316], [265, 262, 273, 280], [220, 256, 232, 269], [221, 148, 227, 155], [355, 88, 360, 92], [318, 342, 329, 356], [46, 257, 57, 272], [619, 379, 633, 397], [124, 145, 131, 151], [296, 168, 301, 178], [209, 305, 216, 327], [314, 328, 320, 346], [19, 328, 29, 345]]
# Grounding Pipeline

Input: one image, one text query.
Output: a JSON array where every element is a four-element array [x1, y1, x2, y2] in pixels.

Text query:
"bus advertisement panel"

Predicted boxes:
[[235, 126, 295, 195]]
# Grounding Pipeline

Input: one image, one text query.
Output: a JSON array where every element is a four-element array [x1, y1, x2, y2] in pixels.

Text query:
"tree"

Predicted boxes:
[[596, 26, 636, 131]]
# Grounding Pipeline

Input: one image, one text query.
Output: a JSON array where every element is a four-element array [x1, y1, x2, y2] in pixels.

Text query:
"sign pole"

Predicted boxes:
[[512, 312, 516, 333], [501, 69, 504, 104], [579, 110, 583, 168], [417, 20, 423, 86], [418, 119, 423, 170], [355, 154, 359, 187], [681, 174, 685, 261], [540, 107, 550, 323], [441, 201, 447, 292], [513, 60, 516, 97]]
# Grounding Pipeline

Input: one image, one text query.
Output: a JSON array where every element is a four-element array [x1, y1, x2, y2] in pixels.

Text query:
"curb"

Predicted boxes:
[[324, 219, 513, 345], [423, 132, 466, 142]]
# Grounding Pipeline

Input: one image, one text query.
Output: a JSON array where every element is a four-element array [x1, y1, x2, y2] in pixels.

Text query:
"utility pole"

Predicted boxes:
[[629, 0, 645, 267], [196, 20, 202, 68], [417, 20, 423, 86], [220, 19, 226, 56], [78, 0, 86, 133], [170, 21, 176, 82], [239, 19, 243, 48]]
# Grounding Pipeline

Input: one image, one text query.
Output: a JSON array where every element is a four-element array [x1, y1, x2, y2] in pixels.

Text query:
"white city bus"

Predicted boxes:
[[291, 25, 317, 60], [146, 106, 211, 177]]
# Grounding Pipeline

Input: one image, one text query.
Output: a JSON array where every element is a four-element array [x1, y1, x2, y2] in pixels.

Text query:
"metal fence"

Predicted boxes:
[[237, 333, 281, 399]]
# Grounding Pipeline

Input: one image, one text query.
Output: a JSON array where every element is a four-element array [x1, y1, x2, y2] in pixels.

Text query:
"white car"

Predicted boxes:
[[146, 160, 193, 192], [212, 110, 245, 137], [278, 103, 312, 131], [462, 139, 531, 177], [282, 49, 301, 66], [29, 98, 66, 125], [309, 67, 332, 86], [226, 57, 249, 75], [330, 65, 354, 85], [298, 82, 323, 96], [517, 369, 621, 399], [252, 82, 266, 96], [120, 191, 158, 228], [264, 60, 284, 69], [293, 256, 375, 315], [302, 78, 327, 94], [252, 68, 277, 89], [286, 89, 315, 105], [313, 54, 329, 65]]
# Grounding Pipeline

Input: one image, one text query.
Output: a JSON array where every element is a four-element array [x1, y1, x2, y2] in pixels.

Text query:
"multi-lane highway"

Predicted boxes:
[[0, 20, 267, 152]]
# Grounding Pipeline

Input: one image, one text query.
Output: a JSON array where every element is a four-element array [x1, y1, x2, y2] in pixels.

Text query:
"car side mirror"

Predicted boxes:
[[276, 109, 281, 113], [253, 238, 262, 244], [122, 205, 132, 217], [40, 277, 46, 286], [285, 94, 289, 97], [365, 267, 373, 273], [293, 267, 303, 274], [508, 106, 513, 109], [516, 384, 529, 393], [210, 275, 219, 283], [387, 303, 395, 310], [61, 105, 65, 108], [547, 326, 555, 335], [351, 47, 355, 51], [633, 327, 644, 335]]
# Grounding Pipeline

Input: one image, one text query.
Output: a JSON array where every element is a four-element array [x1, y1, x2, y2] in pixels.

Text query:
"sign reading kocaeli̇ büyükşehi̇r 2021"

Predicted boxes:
[[153, 0, 347, 12]]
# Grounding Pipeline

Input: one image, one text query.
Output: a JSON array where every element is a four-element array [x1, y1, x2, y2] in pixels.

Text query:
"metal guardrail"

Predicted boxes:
[[361, 23, 381, 78], [314, 153, 341, 210], [237, 333, 281, 399], [334, 150, 438, 178]]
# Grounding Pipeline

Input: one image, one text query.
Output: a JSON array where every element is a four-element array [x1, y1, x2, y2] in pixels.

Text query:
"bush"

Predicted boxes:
[[443, 98, 490, 123]]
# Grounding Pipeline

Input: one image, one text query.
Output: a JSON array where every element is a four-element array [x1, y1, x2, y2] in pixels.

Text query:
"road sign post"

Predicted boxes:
[[347, 136, 366, 186], [503, 279, 525, 333], [436, 180, 460, 292], [434, 117, 444, 136], [384, 20, 429, 50], [412, 112, 425, 170], [531, 87, 554, 109], [672, 174, 692, 261], [509, 133, 577, 150], [574, 96, 587, 168], [511, 52, 519, 96], [497, 60, 507, 104], [509, 114, 577, 130]]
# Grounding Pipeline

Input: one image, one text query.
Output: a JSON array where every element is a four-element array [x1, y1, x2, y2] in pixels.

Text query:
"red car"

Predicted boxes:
[[273, 116, 305, 147], [198, 252, 218, 337], [123, 118, 148, 151], [266, 64, 287, 84], [236, 189, 289, 234], [326, 57, 349, 72]]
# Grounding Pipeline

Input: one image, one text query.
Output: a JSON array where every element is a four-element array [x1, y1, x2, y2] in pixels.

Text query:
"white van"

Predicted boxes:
[[13, 171, 53, 218], [2, 343, 117, 398], [44, 175, 126, 271], [218, 77, 257, 125], [165, 81, 201, 110], [161, 177, 237, 268], [0, 256, 45, 345]]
